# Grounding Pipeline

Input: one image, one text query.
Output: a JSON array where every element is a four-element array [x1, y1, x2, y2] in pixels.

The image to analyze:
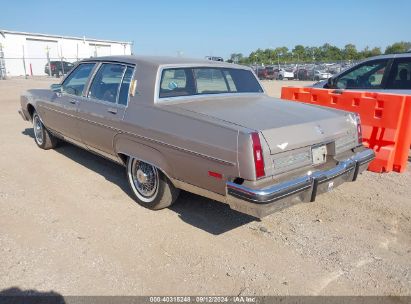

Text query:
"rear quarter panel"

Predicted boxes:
[[115, 103, 241, 195]]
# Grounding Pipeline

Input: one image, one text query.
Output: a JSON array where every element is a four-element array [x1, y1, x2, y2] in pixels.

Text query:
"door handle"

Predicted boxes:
[[107, 107, 117, 114], [69, 99, 77, 104]]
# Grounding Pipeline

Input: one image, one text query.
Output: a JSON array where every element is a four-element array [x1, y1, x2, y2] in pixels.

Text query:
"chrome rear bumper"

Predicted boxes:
[[226, 148, 375, 218]]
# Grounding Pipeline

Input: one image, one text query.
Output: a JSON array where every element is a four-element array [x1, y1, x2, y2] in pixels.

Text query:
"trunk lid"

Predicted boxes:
[[169, 94, 356, 154]]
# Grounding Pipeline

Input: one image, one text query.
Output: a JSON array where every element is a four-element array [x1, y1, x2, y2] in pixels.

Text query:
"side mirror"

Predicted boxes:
[[50, 84, 62, 93]]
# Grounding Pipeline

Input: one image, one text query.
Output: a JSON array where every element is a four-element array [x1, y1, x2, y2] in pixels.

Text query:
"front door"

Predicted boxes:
[[41, 62, 96, 143], [334, 59, 390, 90], [76, 63, 135, 156]]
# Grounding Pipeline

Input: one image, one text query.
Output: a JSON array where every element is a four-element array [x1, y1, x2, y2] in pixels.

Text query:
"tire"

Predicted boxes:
[[278, 75, 283, 80], [32, 111, 58, 150], [126, 157, 180, 210]]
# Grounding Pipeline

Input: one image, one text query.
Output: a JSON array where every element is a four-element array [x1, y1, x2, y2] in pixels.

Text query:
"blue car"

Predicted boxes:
[[313, 52, 411, 95]]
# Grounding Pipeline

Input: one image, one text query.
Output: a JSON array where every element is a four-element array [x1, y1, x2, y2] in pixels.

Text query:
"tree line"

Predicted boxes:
[[228, 41, 411, 65]]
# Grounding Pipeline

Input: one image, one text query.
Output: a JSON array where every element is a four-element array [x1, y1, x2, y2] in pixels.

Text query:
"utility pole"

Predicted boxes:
[[60, 44, 64, 76], [22, 45, 27, 79], [277, 53, 280, 69], [46, 45, 52, 77], [0, 43, 6, 80]]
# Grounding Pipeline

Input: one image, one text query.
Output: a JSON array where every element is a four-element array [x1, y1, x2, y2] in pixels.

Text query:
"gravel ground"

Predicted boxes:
[[0, 77, 410, 296]]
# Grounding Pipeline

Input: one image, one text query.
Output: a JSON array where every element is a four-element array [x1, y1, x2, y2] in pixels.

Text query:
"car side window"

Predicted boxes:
[[62, 63, 96, 96], [335, 60, 389, 89], [88, 63, 126, 103], [386, 58, 411, 89], [118, 66, 135, 106]]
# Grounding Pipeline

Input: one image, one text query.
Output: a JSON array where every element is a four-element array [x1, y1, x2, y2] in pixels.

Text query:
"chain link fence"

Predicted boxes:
[[1, 54, 88, 79], [0, 39, 131, 79]]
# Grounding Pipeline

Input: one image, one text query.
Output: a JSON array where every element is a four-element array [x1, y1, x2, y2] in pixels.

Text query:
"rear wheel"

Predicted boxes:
[[32, 111, 58, 150], [278, 74, 283, 80], [126, 158, 180, 210]]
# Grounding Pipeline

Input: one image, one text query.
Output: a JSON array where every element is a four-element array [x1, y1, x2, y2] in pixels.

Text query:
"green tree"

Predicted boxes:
[[229, 53, 244, 63], [343, 44, 359, 60], [385, 42, 411, 54], [360, 46, 382, 59], [240, 41, 409, 65], [292, 45, 306, 62], [318, 43, 343, 61]]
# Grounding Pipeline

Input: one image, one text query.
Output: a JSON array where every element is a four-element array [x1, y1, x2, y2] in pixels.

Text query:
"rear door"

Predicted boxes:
[[384, 56, 411, 93], [77, 62, 135, 157], [41, 62, 96, 142]]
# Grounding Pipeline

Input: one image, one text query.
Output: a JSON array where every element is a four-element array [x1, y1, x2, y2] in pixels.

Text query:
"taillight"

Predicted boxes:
[[251, 132, 265, 178], [355, 114, 363, 144], [50, 64, 56, 71]]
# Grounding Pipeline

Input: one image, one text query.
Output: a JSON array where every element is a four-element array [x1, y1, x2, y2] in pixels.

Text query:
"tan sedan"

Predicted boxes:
[[19, 56, 375, 218]]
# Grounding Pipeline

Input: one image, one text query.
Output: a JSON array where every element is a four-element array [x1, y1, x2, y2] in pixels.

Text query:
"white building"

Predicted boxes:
[[0, 29, 133, 77]]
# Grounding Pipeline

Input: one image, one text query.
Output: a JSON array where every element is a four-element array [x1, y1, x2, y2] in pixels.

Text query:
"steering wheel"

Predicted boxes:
[[356, 75, 371, 88]]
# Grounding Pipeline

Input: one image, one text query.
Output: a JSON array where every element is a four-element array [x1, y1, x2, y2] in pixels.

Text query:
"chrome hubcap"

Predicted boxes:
[[34, 115, 44, 145], [131, 160, 158, 197], [136, 169, 149, 184]]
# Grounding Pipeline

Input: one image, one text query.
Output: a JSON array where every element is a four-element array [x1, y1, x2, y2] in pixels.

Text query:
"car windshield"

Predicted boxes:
[[159, 67, 263, 99]]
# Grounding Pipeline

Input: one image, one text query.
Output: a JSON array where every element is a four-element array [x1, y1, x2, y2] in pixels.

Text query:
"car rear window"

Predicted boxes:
[[159, 67, 263, 99]]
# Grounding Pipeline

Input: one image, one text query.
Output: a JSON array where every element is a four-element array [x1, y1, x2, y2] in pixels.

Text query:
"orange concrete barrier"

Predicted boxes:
[[281, 87, 411, 173]]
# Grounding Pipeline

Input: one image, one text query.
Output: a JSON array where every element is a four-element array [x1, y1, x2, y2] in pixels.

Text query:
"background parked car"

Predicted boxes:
[[277, 68, 294, 80], [296, 68, 309, 80], [205, 56, 224, 62], [265, 66, 278, 80], [313, 53, 411, 94], [255, 66, 268, 80], [309, 70, 333, 81], [44, 61, 75, 77]]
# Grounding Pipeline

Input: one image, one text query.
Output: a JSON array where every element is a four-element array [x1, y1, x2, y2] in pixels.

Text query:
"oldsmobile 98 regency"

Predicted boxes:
[[19, 56, 375, 218]]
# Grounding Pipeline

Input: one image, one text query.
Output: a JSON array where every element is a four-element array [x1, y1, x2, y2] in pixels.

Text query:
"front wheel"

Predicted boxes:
[[126, 158, 180, 210], [32, 111, 58, 149]]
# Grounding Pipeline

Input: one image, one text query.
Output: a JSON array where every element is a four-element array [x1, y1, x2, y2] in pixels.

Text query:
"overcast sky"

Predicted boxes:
[[2, 0, 410, 58]]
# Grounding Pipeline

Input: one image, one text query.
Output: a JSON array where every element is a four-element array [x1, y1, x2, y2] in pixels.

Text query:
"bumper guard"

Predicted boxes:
[[226, 148, 375, 218]]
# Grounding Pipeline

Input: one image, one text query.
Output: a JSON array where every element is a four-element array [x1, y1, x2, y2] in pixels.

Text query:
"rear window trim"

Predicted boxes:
[[155, 64, 265, 103]]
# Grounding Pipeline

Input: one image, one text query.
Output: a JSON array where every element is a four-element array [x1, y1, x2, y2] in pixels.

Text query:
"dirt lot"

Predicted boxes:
[[0, 77, 410, 296]]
